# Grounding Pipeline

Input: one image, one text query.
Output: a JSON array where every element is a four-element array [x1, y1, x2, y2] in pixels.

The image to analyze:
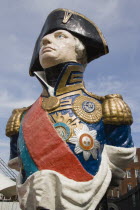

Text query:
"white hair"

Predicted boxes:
[[74, 37, 87, 66]]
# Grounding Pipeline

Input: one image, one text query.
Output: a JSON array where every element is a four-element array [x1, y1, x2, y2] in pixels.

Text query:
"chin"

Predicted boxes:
[[40, 57, 57, 67], [41, 60, 58, 69]]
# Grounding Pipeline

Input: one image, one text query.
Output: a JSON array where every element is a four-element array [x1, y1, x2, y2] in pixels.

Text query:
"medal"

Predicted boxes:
[[54, 122, 71, 141], [72, 96, 102, 123]]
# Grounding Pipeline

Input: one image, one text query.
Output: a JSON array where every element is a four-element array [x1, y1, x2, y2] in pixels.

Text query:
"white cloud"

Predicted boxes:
[[85, 75, 124, 95], [0, 140, 9, 148], [18, 0, 119, 35], [0, 32, 31, 74], [1, 90, 34, 108], [0, 139, 10, 163], [19, 0, 139, 31], [85, 75, 140, 139], [0, 89, 36, 119]]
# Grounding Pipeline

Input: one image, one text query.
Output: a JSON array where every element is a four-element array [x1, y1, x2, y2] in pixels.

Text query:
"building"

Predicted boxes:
[[107, 148, 140, 210], [108, 148, 140, 198], [120, 148, 140, 195], [108, 183, 140, 210], [0, 157, 21, 209]]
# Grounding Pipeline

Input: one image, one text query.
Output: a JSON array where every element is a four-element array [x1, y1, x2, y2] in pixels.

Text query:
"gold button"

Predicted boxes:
[[42, 96, 60, 111]]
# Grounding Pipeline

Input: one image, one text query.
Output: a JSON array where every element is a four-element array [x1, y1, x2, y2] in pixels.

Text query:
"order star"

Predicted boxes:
[[69, 124, 100, 161]]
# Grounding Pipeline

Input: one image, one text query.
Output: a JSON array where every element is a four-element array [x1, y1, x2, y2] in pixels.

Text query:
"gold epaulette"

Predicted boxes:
[[6, 106, 31, 137], [102, 94, 133, 125]]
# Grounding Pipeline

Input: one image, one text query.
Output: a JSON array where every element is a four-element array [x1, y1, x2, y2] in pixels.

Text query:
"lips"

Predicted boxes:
[[42, 46, 55, 54]]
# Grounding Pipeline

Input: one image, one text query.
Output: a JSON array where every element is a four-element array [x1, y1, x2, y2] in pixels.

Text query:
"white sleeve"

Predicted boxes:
[[8, 157, 20, 171]]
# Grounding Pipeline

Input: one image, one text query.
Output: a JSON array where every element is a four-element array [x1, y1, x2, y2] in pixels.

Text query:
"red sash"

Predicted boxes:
[[22, 97, 93, 181]]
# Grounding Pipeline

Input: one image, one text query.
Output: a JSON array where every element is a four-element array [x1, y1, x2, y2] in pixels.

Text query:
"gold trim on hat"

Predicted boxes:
[[62, 11, 73, 24]]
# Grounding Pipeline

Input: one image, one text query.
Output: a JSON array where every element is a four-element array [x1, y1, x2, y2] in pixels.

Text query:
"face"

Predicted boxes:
[[39, 30, 78, 68]]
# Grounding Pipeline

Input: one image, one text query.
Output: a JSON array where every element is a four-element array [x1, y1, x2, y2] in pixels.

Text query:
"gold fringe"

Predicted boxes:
[[102, 94, 133, 125], [6, 106, 31, 137]]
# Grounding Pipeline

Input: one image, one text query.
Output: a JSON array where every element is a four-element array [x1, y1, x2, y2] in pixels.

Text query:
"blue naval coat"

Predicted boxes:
[[6, 62, 134, 183]]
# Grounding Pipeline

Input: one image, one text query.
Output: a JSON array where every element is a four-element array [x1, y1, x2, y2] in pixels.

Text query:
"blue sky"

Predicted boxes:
[[0, 0, 140, 163]]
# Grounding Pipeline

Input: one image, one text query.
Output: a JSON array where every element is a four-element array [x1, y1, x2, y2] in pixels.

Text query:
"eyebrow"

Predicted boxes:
[[54, 31, 66, 35], [40, 30, 69, 45]]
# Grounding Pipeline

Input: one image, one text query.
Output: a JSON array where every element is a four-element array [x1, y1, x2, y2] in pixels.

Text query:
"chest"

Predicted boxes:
[[41, 93, 106, 146]]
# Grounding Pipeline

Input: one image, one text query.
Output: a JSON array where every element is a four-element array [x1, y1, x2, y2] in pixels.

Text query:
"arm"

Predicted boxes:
[[102, 94, 136, 186], [6, 107, 30, 171], [105, 124, 133, 148], [8, 134, 20, 171]]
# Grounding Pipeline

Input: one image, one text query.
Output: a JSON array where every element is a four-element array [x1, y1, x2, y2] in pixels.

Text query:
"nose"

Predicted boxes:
[[42, 34, 53, 45]]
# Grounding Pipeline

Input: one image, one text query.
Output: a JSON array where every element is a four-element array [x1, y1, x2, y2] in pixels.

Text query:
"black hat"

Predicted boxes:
[[29, 8, 109, 76]]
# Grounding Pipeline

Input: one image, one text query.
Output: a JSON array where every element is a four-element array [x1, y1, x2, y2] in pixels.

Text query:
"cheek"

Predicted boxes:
[[59, 42, 75, 53], [39, 51, 42, 64], [57, 43, 67, 51], [39, 48, 43, 60]]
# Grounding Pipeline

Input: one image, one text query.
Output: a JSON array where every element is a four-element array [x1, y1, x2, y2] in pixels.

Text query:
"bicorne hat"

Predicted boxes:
[[29, 8, 109, 76]]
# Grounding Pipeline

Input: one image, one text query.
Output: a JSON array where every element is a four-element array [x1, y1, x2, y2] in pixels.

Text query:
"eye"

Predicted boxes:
[[56, 33, 66, 39]]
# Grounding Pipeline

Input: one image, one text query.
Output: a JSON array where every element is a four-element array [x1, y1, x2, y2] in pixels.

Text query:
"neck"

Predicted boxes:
[[35, 62, 85, 96], [44, 62, 76, 87]]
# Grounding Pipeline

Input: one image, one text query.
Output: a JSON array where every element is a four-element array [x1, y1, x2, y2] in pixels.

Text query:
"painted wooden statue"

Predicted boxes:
[[6, 9, 135, 210]]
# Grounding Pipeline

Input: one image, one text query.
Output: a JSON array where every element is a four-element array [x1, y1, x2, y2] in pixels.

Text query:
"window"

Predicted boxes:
[[127, 184, 132, 191], [126, 170, 131, 178], [135, 169, 140, 178], [117, 190, 120, 198], [0, 193, 3, 200], [111, 190, 114, 197], [132, 194, 136, 207], [134, 155, 138, 162]]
